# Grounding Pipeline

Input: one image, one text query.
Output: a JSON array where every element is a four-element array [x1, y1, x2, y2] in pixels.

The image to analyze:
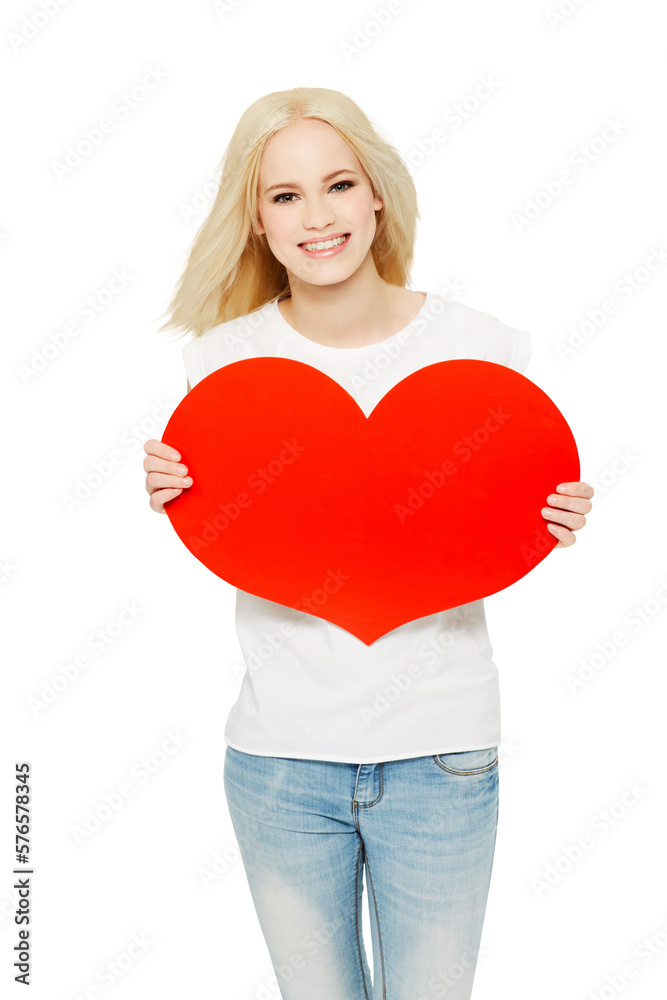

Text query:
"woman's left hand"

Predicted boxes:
[[541, 482, 594, 548]]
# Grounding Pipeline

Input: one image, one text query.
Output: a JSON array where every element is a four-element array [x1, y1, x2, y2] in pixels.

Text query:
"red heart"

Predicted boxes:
[[163, 358, 579, 644]]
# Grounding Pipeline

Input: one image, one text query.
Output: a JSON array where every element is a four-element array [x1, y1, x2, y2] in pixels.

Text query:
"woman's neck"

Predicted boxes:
[[277, 280, 425, 349]]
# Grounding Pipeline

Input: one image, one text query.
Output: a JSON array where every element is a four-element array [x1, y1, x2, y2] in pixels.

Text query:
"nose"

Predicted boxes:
[[301, 196, 336, 233]]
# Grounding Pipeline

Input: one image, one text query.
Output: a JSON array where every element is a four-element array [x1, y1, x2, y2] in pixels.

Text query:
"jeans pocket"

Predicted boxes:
[[433, 746, 499, 775]]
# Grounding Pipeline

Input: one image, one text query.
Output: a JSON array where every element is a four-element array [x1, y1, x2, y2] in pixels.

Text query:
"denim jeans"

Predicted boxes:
[[223, 745, 499, 999]]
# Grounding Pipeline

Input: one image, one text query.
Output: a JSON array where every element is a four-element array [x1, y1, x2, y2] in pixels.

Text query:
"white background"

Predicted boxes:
[[2, 0, 666, 997]]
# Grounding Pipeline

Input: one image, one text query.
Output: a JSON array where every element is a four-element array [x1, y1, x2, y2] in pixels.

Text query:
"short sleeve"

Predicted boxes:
[[509, 327, 531, 374], [182, 337, 205, 389]]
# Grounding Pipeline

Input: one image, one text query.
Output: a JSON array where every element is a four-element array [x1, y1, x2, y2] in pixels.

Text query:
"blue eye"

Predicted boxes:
[[272, 181, 355, 204]]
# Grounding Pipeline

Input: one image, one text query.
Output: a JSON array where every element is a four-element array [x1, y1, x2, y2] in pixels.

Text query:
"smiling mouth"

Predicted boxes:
[[299, 233, 350, 249]]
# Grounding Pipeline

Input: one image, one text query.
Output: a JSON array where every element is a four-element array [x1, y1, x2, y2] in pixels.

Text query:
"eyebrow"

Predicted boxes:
[[264, 169, 359, 194]]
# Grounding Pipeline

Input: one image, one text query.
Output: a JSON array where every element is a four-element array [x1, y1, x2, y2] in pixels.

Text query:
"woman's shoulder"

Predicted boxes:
[[181, 299, 277, 385], [428, 292, 526, 336], [189, 298, 276, 346], [424, 292, 531, 373]]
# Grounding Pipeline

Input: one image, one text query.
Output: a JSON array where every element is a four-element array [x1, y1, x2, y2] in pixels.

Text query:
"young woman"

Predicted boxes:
[[143, 87, 593, 1000]]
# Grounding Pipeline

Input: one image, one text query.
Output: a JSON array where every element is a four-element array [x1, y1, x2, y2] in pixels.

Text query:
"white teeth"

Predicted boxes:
[[301, 234, 347, 251]]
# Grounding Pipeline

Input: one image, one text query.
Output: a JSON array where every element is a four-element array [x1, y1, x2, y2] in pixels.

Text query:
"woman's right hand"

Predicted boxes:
[[143, 439, 193, 514]]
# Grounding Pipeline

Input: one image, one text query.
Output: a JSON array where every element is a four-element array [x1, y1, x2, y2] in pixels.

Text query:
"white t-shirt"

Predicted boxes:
[[181, 291, 531, 763]]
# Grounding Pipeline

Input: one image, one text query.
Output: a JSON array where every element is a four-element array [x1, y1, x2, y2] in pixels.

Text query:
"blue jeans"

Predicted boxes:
[[223, 745, 500, 999]]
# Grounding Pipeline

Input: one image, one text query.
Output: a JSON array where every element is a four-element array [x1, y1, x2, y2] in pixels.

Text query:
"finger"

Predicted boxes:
[[541, 508, 587, 531], [555, 481, 595, 499], [143, 438, 182, 462], [545, 493, 593, 514], [149, 486, 183, 513], [143, 454, 188, 476], [145, 471, 192, 493], [547, 522, 575, 546]]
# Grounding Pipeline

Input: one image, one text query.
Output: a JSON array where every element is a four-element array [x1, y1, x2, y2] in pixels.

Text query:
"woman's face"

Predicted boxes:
[[254, 118, 383, 289]]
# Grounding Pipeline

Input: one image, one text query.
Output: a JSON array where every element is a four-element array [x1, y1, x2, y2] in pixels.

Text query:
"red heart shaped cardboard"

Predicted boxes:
[[163, 358, 579, 644]]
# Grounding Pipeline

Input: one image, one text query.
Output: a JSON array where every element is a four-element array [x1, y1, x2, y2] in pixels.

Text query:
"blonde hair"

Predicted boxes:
[[157, 87, 420, 342]]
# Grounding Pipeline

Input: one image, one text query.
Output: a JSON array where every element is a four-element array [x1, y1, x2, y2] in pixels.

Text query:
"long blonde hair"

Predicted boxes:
[[157, 87, 420, 342]]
